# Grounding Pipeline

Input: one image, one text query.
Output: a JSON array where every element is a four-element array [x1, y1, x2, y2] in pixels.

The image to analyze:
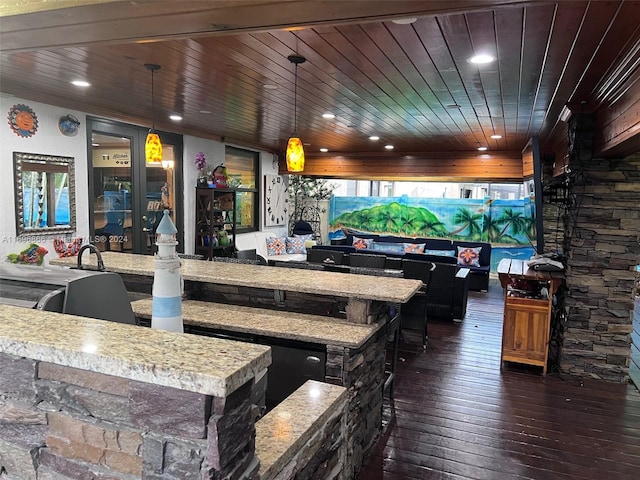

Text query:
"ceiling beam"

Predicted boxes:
[[283, 151, 524, 181], [0, 0, 537, 52]]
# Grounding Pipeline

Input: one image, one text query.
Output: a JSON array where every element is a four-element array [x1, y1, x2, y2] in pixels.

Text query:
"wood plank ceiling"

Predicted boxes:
[[1, 0, 639, 179]]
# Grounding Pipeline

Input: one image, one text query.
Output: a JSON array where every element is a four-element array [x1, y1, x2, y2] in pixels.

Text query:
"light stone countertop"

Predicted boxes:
[[255, 379, 347, 479], [131, 298, 383, 348], [0, 304, 271, 397], [50, 252, 422, 303]]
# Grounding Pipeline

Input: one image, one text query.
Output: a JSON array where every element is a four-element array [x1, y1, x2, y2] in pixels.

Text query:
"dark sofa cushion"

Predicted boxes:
[[405, 252, 458, 265]]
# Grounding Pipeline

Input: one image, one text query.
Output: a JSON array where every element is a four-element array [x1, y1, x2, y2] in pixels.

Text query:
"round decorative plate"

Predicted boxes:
[[58, 114, 80, 136], [7, 104, 38, 138]]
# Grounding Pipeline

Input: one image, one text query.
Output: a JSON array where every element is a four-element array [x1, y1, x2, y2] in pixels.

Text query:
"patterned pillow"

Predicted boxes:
[[457, 246, 482, 267], [371, 242, 404, 253], [352, 236, 373, 250], [403, 243, 426, 254], [286, 236, 306, 254], [266, 236, 287, 256], [424, 249, 456, 257]]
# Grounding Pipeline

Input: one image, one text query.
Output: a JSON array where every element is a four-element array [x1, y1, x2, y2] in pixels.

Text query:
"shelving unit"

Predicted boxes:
[[497, 258, 564, 375], [195, 187, 236, 260]]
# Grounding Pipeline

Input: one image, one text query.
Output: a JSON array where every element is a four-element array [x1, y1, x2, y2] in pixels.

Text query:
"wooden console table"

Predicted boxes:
[[497, 258, 564, 374]]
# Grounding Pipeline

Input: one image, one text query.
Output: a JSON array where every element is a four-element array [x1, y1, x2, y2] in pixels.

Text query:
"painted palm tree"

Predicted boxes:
[[482, 212, 502, 242], [370, 202, 404, 233], [496, 208, 528, 241], [450, 207, 483, 238]]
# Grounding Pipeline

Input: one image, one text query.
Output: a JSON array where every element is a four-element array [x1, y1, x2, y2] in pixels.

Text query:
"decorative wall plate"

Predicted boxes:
[[8, 104, 38, 137], [58, 114, 80, 136]]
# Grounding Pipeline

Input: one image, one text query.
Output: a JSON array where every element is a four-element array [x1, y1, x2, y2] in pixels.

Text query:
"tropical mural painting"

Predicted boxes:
[[328, 195, 536, 270]]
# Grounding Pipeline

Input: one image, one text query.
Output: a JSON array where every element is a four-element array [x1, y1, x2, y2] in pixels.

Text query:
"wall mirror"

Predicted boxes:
[[14, 152, 76, 235]]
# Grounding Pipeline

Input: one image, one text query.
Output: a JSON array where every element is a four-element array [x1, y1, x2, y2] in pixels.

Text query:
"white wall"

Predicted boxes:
[[1, 94, 284, 261], [0, 96, 88, 265]]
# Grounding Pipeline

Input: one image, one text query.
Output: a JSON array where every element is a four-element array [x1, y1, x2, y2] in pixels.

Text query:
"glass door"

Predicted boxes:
[[88, 118, 183, 255]]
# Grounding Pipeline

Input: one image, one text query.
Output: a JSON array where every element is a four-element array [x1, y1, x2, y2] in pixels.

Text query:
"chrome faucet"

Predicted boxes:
[[77, 244, 105, 272]]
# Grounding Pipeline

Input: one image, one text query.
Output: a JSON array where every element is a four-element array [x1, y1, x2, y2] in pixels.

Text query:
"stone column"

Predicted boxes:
[[550, 114, 640, 382]]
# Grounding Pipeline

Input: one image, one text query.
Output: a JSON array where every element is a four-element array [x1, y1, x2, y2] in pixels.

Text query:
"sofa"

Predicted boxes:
[[326, 232, 491, 291], [235, 231, 310, 263]]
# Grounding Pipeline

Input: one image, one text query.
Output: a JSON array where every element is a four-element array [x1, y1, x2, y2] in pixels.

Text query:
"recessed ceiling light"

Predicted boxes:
[[468, 54, 496, 64], [385, 145, 394, 150], [71, 80, 91, 87], [477, 146, 488, 151], [169, 114, 182, 121], [369, 136, 380, 141], [322, 113, 335, 119], [199, 110, 212, 114], [490, 134, 502, 139], [392, 18, 417, 25], [320, 148, 328, 153], [446, 104, 461, 109], [263, 84, 278, 90]]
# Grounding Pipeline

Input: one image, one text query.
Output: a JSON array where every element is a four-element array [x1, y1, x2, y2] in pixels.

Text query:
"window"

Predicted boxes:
[[224, 146, 259, 231]]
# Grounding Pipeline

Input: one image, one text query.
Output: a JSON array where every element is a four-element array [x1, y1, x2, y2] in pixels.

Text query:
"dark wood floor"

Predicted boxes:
[[358, 279, 640, 480]]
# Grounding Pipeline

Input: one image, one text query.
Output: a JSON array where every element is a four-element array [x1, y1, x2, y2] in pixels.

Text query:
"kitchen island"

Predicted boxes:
[[51, 252, 423, 478]]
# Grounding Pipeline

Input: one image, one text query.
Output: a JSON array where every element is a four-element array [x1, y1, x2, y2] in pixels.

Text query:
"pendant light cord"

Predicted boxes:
[[151, 68, 156, 131], [293, 62, 298, 135], [144, 63, 161, 132]]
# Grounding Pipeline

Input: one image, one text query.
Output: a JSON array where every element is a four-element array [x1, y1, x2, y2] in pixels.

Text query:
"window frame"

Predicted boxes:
[[224, 146, 260, 233]]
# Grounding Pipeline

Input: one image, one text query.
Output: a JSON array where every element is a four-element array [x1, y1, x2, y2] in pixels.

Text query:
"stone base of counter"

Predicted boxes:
[[0, 353, 258, 480], [132, 298, 391, 480]]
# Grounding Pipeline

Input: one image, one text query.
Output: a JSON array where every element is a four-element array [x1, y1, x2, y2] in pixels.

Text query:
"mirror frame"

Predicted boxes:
[[14, 151, 76, 235]]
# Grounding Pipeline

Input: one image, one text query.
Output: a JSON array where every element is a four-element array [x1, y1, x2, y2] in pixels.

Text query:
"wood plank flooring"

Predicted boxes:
[[357, 279, 640, 480]]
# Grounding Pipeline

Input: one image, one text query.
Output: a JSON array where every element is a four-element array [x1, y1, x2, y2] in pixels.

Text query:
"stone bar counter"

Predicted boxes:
[[51, 252, 422, 325], [50, 252, 422, 479], [0, 304, 281, 479]]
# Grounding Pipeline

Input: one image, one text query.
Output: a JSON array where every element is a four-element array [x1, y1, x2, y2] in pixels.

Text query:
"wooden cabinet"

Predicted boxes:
[[195, 187, 236, 260], [497, 259, 564, 375]]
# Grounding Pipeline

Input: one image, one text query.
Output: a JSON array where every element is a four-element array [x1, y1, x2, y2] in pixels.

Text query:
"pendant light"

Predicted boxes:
[[144, 63, 163, 163], [286, 54, 306, 172]]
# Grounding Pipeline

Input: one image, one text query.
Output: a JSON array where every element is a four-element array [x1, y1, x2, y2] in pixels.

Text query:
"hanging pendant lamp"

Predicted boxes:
[[144, 63, 163, 164], [286, 54, 306, 172]]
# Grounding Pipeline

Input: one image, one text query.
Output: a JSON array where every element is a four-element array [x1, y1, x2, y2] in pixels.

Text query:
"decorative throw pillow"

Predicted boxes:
[[424, 249, 456, 257], [371, 242, 404, 253], [285, 236, 306, 254], [352, 236, 373, 250], [266, 236, 287, 256], [403, 243, 426, 254], [457, 246, 482, 267]]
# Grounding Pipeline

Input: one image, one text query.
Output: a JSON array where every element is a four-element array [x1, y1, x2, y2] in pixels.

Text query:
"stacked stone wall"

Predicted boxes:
[[0, 353, 257, 479], [548, 114, 640, 382], [325, 306, 388, 480]]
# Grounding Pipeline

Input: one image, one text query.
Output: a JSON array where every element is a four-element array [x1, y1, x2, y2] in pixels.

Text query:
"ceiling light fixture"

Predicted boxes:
[[286, 54, 307, 172], [322, 113, 335, 119], [320, 148, 328, 153], [490, 134, 502, 139], [144, 63, 163, 164], [385, 145, 394, 150], [369, 136, 380, 141], [169, 114, 182, 121], [71, 80, 91, 87], [478, 146, 488, 151], [468, 54, 495, 64], [392, 17, 417, 25], [559, 105, 572, 122]]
